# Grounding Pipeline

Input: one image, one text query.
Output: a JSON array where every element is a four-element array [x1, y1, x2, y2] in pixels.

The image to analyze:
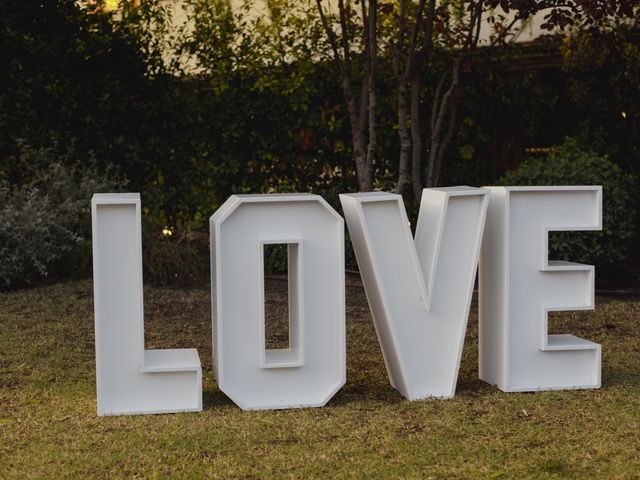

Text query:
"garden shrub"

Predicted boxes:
[[141, 220, 209, 286], [0, 141, 126, 288], [261, 234, 359, 276], [499, 137, 638, 270]]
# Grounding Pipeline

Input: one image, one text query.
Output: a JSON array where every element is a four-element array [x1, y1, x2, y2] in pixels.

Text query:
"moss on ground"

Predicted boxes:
[[1, 279, 639, 478]]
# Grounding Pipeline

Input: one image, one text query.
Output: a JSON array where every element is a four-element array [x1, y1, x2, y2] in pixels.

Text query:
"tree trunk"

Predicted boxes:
[[364, 0, 377, 192], [315, 0, 375, 192], [410, 72, 422, 202], [408, 0, 435, 203], [393, 0, 410, 195], [342, 77, 370, 192], [395, 74, 411, 194], [426, 59, 460, 188]]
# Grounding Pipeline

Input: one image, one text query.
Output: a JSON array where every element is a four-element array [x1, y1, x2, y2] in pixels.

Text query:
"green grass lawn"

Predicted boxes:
[[1, 279, 639, 479]]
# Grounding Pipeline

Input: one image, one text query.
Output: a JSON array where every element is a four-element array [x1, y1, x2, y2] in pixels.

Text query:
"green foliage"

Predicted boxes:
[[263, 243, 289, 275], [2, 1, 638, 286], [499, 138, 638, 269], [562, 24, 640, 176], [0, 141, 126, 288], [141, 221, 209, 286], [262, 237, 359, 275], [442, 22, 640, 188]]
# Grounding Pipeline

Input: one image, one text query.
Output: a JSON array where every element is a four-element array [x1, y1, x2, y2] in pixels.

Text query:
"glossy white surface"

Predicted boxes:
[[210, 194, 345, 410], [479, 186, 602, 392], [92, 193, 202, 416], [341, 187, 489, 399]]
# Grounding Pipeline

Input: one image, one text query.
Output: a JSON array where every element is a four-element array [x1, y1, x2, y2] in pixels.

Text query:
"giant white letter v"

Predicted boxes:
[[341, 187, 489, 400]]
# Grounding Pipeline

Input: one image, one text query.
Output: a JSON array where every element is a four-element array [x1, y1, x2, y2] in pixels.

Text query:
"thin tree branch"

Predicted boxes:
[[416, 0, 437, 65], [434, 79, 460, 183], [358, 0, 370, 137], [393, 0, 410, 194], [315, 0, 344, 72], [316, 0, 370, 191], [430, 70, 449, 135], [464, 1, 482, 50], [427, 59, 460, 187], [472, 3, 483, 49], [365, 0, 377, 187], [410, 77, 422, 201], [404, 0, 427, 78], [338, 0, 352, 70]]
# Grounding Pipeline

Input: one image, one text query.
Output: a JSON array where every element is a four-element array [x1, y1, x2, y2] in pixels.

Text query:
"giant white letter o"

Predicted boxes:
[[210, 194, 345, 410]]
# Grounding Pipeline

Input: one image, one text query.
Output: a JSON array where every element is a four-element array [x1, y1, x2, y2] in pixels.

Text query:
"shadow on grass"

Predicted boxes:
[[454, 377, 495, 397], [201, 381, 406, 410], [203, 388, 235, 409], [328, 383, 405, 408], [601, 369, 640, 388]]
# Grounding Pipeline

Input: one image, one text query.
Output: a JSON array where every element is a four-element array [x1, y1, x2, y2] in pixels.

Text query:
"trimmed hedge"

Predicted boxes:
[[499, 137, 638, 269]]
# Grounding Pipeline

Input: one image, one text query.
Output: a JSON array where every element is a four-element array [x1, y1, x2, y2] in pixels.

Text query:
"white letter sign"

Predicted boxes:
[[210, 194, 345, 410], [91, 185, 606, 416], [479, 186, 602, 391], [341, 187, 489, 399], [92, 194, 202, 415]]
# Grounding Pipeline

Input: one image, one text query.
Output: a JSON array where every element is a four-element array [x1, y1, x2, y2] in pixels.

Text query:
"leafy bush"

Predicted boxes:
[[0, 141, 126, 288], [499, 137, 638, 269], [261, 232, 359, 275], [141, 221, 209, 286]]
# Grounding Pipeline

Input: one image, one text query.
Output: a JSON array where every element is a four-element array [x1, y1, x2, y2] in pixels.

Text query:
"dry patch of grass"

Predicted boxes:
[[1, 279, 639, 478]]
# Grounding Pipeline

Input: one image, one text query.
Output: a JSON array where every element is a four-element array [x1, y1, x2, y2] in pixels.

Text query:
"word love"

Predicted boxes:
[[91, 186, 602, 415]]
